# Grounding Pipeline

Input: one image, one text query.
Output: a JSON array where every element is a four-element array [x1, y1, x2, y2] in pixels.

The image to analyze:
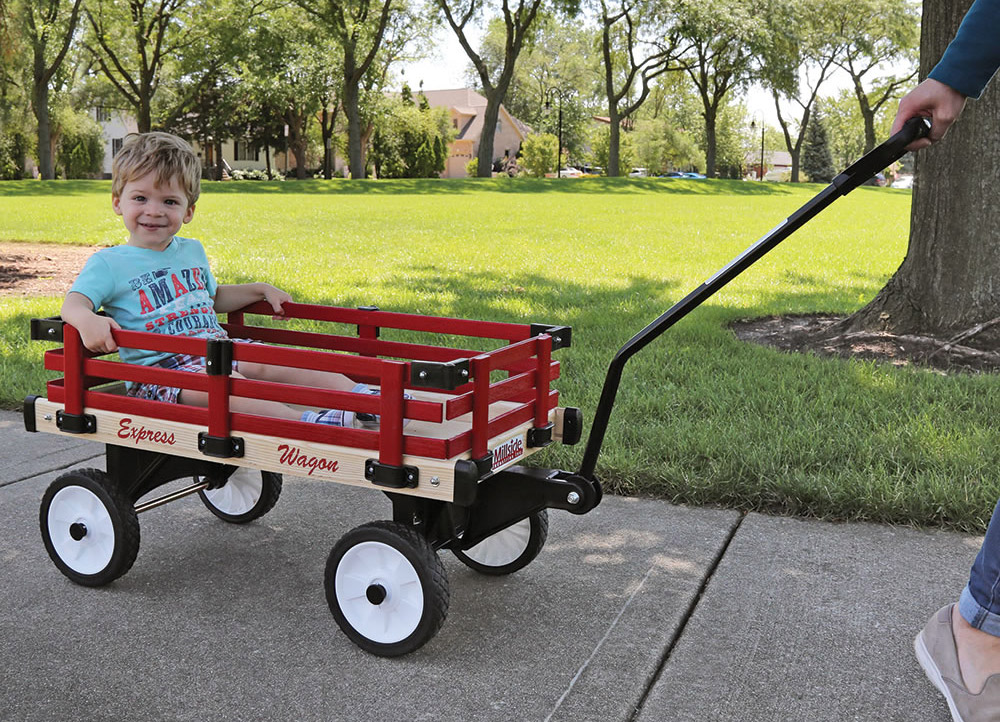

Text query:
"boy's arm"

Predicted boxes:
[[213, 282, 292, 316], [61, 292, 122, 353]]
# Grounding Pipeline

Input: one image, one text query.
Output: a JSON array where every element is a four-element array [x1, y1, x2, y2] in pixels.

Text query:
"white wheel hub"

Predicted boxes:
[[462, 518, 531, 567], [46, 485, 115, 575], [335, 540, 423, 644], [201, 468, 262, 515]]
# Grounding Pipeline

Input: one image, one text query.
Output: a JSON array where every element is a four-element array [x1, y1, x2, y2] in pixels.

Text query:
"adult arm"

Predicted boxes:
[[892, 0, 1000, 149]]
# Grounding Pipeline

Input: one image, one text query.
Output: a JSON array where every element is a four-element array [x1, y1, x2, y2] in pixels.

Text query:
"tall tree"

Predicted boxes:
[[434, 0, 578, 178], [762, 0, 839, 182], [84, 0, 195, 132], [829, 0, 919, 153], [598, 0, 685, 176], [295, 0, 399, 179], [20, 0, 83, 179], [477, 16, 597, 160], [674, 0, 769, 177], [841, 0, 1000, 341]]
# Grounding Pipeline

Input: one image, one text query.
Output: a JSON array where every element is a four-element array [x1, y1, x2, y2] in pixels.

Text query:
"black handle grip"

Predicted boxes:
[[833, 116, 931, 195]]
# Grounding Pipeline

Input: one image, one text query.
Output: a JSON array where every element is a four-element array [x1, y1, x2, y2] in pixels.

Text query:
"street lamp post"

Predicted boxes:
[[545, 89, 564, 178], [750, 118, 765, 181]]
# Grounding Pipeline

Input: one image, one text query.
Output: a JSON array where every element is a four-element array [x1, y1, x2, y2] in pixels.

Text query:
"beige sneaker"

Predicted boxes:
[[915, 604, 1000, 722]]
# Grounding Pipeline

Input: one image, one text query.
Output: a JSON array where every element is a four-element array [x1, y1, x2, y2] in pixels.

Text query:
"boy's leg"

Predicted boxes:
[[235, 360, 358, 392], [178, 372, 302, 420]]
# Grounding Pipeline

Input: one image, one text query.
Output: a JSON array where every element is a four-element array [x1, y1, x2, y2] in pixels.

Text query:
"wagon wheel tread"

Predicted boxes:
[[40, 468, 140, 586]]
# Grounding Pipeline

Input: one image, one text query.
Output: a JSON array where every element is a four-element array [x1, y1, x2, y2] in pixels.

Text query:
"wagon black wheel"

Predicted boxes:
[[197, 468, 282, 524], [39, 468, 140, 587], [453, 510, 548, 576], [326, 521, 449, 657]]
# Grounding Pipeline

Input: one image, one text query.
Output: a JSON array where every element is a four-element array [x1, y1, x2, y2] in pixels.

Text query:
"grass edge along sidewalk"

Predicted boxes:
[[2, 177, 997, 532]]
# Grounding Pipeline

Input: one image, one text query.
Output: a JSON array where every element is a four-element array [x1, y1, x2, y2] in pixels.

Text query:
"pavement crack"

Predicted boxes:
[[544, 564, 657, 722], [626, 510, 747, 722]]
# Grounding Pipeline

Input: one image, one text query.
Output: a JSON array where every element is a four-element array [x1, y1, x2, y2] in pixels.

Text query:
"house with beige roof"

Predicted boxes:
[[420, 88, 530, 178]]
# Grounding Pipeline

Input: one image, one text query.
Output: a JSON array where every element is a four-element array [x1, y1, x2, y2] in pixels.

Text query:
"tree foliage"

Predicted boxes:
[[800, 104, 834, 182], [371, 87, 452, 177]]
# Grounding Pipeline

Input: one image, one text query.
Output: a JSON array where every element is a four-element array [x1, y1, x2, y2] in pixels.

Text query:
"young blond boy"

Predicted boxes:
[[62, 132, 373, 428]]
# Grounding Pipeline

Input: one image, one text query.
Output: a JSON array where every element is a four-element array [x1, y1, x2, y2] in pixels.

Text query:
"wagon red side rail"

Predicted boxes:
[[28, 301, 581, 498]]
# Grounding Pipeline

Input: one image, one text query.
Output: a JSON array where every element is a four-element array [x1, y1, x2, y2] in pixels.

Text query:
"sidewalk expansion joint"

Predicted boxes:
[[0, 453, 105, 488], [626, 510, 747, 722]]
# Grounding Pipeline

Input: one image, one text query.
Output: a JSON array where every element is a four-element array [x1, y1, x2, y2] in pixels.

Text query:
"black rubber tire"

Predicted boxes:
[[39, 468, 140, 587], [453, 510, 549, 576], [197, 468, 282, 524], [325, 521, 449, 657]]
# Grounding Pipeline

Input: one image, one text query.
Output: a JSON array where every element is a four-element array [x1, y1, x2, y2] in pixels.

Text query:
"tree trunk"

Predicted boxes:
[[608, 108, 621, 177], [704, 109, 718, 178], [32, 80, 54, 180], [344, 77, 364, 179], [842, 0, 1000, 341], [476, 97, 502, 178]]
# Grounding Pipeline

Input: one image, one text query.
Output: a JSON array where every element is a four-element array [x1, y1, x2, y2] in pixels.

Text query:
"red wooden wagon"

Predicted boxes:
[[25, 301, 598, 656]]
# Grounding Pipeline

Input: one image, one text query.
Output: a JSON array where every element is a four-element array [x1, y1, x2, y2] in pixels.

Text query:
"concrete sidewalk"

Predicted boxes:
[[0, 409, 972, 721]]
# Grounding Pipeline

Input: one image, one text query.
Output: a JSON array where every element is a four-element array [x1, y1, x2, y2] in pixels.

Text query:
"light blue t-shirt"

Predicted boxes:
[[69, 237, 227, 366]]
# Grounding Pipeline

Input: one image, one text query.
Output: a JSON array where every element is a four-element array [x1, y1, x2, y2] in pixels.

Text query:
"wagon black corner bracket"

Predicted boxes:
[[530, 323, 572, 350], [23, 395, 40, 433], [410, 359, 471, 390], [30, 316, 65, 343], [365, 459, 419, 489], [56, 410, 97, 434], [560, 407, 583, 446], [198, 432, 245, 458], [204, 338, 233, 375]]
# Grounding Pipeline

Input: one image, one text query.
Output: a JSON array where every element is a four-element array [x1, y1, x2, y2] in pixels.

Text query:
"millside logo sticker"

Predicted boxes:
[[491, 436, 524, 470]]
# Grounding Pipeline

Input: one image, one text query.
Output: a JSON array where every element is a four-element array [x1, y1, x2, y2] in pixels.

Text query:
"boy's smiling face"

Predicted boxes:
[[112, 171, 195, 250]]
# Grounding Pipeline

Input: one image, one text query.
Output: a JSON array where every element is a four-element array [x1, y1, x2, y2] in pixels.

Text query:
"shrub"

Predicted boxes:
[[521, 133, 558, 177], [56, 111, 104, 179], [232, 169, 284, 181], [0, 132, 28, 180], [466, 157, 478, 176]]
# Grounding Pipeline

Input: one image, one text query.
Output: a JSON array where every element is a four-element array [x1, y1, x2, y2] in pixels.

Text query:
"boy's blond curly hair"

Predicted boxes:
[[111, 132, 201, 205]]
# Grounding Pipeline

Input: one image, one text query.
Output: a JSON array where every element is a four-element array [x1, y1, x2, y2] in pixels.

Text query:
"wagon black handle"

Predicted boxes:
[[576, 116, 932, 481]]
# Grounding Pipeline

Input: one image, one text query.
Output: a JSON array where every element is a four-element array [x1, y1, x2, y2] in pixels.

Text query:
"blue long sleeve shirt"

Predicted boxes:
[[928, 0, 1000, 98]]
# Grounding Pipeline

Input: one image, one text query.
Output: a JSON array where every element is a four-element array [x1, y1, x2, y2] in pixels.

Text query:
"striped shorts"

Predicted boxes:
[[126, 340, 254, 404]]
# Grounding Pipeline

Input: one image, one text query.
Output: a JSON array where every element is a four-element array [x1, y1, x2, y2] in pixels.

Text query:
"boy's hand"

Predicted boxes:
[[61, 291, 121, 354], [261, 284, 293, 319], [76, 313, 121, 354]]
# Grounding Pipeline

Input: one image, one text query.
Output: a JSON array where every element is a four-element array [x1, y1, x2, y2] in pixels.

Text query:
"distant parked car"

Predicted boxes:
[[660, 171, 685, 178], [559, 167, 584, 178], [891, 174, 914, 189], [629, 168, 648, 177], [682, 172, 706, 179]]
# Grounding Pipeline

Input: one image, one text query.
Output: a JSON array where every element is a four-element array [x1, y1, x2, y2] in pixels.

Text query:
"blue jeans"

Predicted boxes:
[[960, 498, 1000, 636]]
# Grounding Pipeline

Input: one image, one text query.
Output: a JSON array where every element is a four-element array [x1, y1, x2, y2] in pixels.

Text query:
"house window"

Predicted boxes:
[[234, 140, 259, 162], [452, 119, 458, 129], [95, 107, 112, 123], [112, 138, 124, 157]]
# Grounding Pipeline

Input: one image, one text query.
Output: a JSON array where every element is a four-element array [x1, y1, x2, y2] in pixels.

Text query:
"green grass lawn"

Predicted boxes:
[[3, 177, 997, 531]]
